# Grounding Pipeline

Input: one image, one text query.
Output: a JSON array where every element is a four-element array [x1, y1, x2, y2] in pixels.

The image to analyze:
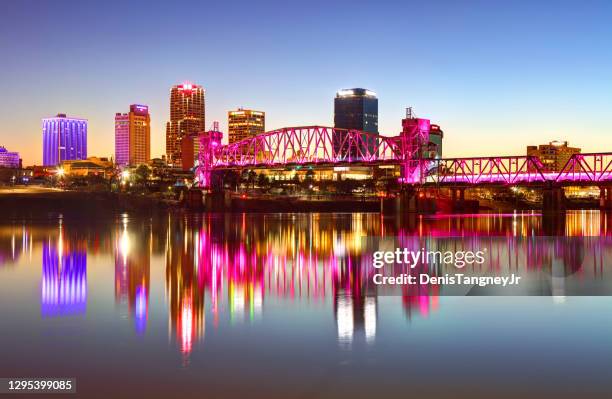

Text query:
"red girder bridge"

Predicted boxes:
[[196, 126, 612, 209]]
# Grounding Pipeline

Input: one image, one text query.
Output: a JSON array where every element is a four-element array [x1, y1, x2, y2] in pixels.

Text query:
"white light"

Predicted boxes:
[[337, 89, 354, 97], [337, 295, 354, 346], [121, 171, 130, 180]]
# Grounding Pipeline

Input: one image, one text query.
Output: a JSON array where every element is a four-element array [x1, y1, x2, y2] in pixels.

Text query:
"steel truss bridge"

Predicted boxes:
[[196, 126, 612, 188]]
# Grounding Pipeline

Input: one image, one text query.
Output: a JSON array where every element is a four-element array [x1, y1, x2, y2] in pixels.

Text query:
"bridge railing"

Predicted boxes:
[[422, 156, 548, 185], [555, 153, 612, 183]]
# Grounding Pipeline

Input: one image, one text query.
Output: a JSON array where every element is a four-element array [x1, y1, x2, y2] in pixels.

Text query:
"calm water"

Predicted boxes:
[[2, 211, 612, 398]]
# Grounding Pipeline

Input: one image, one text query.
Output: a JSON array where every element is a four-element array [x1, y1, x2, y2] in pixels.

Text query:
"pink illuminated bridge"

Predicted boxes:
[[195, 126, 612, 188]]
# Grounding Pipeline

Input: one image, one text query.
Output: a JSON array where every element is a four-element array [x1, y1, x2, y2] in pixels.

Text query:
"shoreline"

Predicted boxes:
[[0, 187, 600, 216]]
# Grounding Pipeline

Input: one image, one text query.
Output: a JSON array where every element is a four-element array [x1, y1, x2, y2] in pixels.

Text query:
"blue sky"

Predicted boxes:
[[1, 0, 611, 165]]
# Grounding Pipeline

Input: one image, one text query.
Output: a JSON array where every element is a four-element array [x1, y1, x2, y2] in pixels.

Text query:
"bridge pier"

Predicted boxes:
[[542, 212, 566, 235], [203, 191, 232, 212], [542, 185, 565, 213], [600, 186, 612, 210], [451, 188, 465, 212], [381, 189, 417, 215]]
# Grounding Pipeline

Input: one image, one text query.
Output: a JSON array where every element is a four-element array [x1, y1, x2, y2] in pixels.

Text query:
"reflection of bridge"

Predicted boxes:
[[196, 125, 612, 210]]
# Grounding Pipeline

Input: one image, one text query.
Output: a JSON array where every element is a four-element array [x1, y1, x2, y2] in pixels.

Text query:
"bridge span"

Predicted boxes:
[[195, 125, 612, 190]]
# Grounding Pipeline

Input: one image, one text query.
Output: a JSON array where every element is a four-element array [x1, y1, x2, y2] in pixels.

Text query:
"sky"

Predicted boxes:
[[1, 0, 611, 166]]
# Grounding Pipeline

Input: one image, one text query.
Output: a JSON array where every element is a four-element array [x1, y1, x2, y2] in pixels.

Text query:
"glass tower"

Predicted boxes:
[[42, 114, 88, 166], [333, 89, 378, 159]]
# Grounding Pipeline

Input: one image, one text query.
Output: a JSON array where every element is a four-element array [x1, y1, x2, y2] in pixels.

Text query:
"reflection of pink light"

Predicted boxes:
[[418, 295, 429, 317]]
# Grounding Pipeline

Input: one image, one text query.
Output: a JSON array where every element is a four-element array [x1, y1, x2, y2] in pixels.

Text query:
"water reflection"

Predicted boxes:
[[166, 221, 205, 358], [3, 210, 612, 355], [114, 218, 150, 334], [41, 228, 87, 317], [0, 225, 32, 267]]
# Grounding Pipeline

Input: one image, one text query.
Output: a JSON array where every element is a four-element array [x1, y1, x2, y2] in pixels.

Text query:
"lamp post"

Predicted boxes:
[[56, 167, 65, 189]]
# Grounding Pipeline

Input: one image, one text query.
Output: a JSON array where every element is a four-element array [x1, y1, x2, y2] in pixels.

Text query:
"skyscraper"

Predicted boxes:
[[42, 114, 87, 166], [333, 89, 378, 158], [165, 83, 205, 169], [115, 104, 151, 166], [334, 89, 378, 132], [228, 108, 265, 144]]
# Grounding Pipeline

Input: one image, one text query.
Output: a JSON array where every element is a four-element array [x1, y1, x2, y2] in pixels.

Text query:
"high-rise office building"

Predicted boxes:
[[165, 83, 205, 169], [333, 89, 378, 158], [228, 108, 265, 144], [0, 147, 20, 168], [115, 104, 151, 166], [42, 114, 87, 166]]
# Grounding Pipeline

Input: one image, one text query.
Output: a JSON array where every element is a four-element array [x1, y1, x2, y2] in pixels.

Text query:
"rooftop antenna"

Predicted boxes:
[[406, 107, 416, 119]]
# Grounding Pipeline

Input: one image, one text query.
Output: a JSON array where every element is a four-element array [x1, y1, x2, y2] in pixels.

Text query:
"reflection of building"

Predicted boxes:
[[115, 104, 151, 166], [114, 221, 150, 334], [333, 261, 377, 347], [0, 226, 29, 267], [166, 224, 205, 357], [165, 83, 205, 170], [41, 240, 87, 317], [228, 108, 265, 144], [42, 114, 87, 166], [227, 243, 264, 322], [402, 295, 439, 320], [527, 141, 581, 172], [333, 88, 378, 159], [0, 146, 20, 168]]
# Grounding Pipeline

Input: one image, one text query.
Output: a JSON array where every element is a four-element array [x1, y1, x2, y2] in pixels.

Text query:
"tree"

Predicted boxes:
[[224, 170, 240, 191], [257, 173, 269, 189], [248, 170, 257, 189], [134, 165, 150, 183], [336, 178, 358, 195]]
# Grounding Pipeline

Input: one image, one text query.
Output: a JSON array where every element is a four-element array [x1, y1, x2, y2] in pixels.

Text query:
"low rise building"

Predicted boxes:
[[0, 146, 20, 168], [527, 141, 581, 172], [60, 157, 114, 178]]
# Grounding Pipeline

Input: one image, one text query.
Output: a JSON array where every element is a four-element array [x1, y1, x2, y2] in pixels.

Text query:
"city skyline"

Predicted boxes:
[[2, 0, 612, 166]]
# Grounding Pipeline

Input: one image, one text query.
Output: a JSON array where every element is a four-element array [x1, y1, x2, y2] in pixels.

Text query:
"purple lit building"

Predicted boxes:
[[42, 114, 88, 166], [0, 146, 20, 168]]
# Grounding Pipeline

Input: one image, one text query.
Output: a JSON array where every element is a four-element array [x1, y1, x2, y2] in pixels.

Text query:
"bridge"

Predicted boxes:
[[195, 125, 612, 211]]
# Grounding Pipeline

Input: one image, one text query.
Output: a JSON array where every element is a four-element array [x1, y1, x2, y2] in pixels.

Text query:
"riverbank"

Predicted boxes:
[[0, 187, 172, 218], [0, 186, 599, 217]]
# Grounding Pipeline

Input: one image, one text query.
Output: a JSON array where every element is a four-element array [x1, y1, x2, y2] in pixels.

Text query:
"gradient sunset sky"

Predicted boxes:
[[1, 0, 611, 166]]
